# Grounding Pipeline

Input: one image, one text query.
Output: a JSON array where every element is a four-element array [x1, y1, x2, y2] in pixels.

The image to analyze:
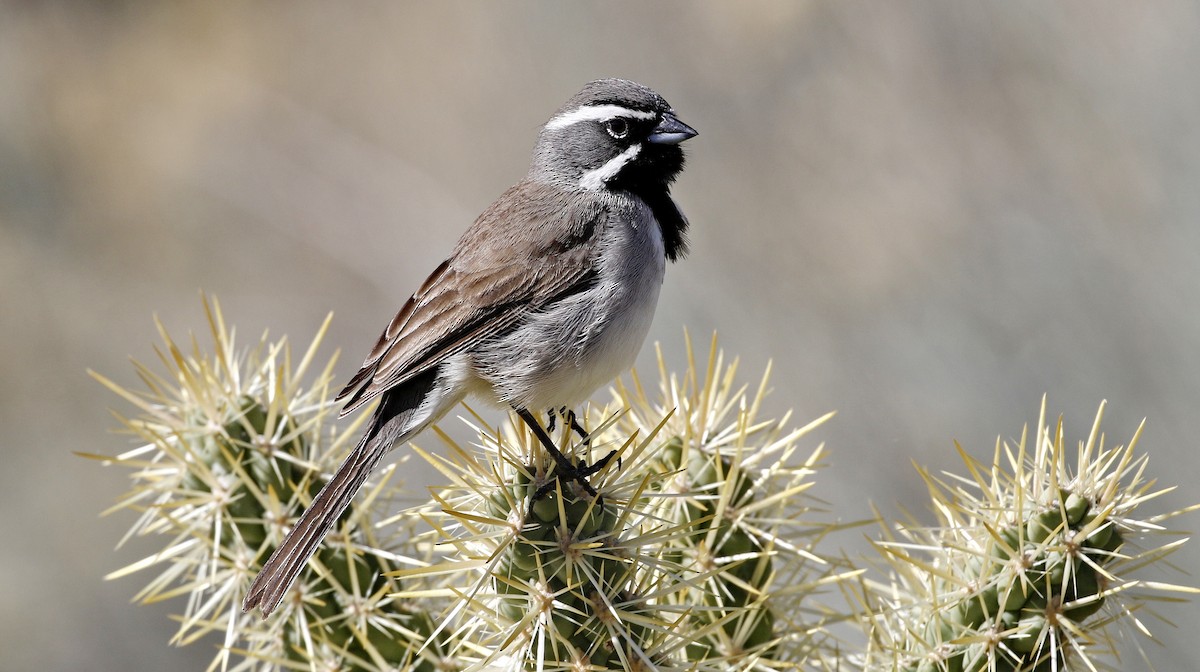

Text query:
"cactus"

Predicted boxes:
[[85, 298, 445, 670], [856, 398, 1198, 672], [393, 335, 847, 670], [89, 298, 1194, 671]]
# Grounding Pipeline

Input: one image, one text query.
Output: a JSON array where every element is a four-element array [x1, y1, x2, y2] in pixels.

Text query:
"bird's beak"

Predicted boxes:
[[646, 112, 698, 145]]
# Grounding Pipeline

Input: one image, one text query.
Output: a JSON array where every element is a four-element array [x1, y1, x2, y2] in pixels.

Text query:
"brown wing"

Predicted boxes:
[[335, 181, 605, 417]]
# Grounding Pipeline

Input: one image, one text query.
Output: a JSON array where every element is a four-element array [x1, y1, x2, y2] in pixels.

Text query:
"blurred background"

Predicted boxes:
[[2, 1, 1198, 669]]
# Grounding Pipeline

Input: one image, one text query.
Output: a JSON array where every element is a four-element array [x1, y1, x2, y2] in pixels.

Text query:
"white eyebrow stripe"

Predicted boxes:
[[579, 142, 641, 191], [545, 104, 658, 130]]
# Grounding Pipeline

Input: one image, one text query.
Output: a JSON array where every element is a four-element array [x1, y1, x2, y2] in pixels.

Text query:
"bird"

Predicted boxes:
[[242, 78, 697, 617]]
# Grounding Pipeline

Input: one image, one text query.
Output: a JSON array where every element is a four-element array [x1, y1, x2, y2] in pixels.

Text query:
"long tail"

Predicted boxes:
[[243, 371, 444, 617], [241, 421, 390, 616]]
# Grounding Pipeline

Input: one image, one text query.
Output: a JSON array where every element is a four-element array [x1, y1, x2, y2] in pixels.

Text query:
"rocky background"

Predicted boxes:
[[2, 2, 1198, 669]]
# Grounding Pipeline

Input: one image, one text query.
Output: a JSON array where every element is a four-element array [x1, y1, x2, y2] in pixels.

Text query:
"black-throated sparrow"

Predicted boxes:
[[243, 79, 696, 616]]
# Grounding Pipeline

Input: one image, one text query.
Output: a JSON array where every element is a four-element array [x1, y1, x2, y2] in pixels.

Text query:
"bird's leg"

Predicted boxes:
[[515, 408, 598, 499], [546, 407, 587, 442], [563, 408, 620, 475], [565, 408, 589, 443]]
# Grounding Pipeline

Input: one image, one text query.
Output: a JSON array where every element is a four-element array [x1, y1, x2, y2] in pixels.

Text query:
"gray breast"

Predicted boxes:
[[473, 195, 666, 411]]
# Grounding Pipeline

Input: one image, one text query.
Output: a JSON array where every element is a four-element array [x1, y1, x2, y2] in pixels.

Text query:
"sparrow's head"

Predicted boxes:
[[532, 79, 697, 194]]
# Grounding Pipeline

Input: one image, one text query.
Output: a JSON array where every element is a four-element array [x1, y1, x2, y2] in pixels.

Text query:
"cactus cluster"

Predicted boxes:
[[897, 485, 1124, 672], [90, 300, 1194, 671], [858, 399, 1196, 672], [397, 336, 845, 670], [86, 299, 442, 670]]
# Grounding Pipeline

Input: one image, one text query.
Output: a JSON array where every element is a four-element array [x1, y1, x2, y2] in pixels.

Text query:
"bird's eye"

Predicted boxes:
[[605, 118, 629, 139]]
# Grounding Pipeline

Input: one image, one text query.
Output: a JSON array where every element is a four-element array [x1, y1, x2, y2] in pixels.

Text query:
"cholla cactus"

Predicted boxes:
[[89, 300, 1194, 670], [90, 300, 849, 670], [857, 398, 1198, 672], [85, 297, 445, 670], [393, 336, 849, 670]]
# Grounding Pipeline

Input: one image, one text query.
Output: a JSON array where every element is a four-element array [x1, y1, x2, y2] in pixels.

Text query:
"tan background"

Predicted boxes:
[[2, 2, 1198, 669]]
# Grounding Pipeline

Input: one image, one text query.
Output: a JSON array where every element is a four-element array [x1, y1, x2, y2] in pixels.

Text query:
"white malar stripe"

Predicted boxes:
[[579, 143, 641, 191], [545, 104, 657, 130]]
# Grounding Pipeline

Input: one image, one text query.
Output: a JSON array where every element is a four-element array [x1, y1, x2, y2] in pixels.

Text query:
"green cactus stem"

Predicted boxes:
[[859, 398, 1198, 672]]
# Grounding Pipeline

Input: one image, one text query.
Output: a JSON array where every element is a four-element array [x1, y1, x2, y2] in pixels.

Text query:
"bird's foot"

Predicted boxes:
[[531, 449, 618, 501], [518, 408, 614, 502]]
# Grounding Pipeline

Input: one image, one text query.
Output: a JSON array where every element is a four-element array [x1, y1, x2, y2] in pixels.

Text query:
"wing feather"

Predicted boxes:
[[335, 181, 604, 417]]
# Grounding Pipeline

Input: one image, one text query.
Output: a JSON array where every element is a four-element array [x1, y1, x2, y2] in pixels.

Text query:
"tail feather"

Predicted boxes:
[[243, 367, 446, 617], [242, 429, 388, 616]]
